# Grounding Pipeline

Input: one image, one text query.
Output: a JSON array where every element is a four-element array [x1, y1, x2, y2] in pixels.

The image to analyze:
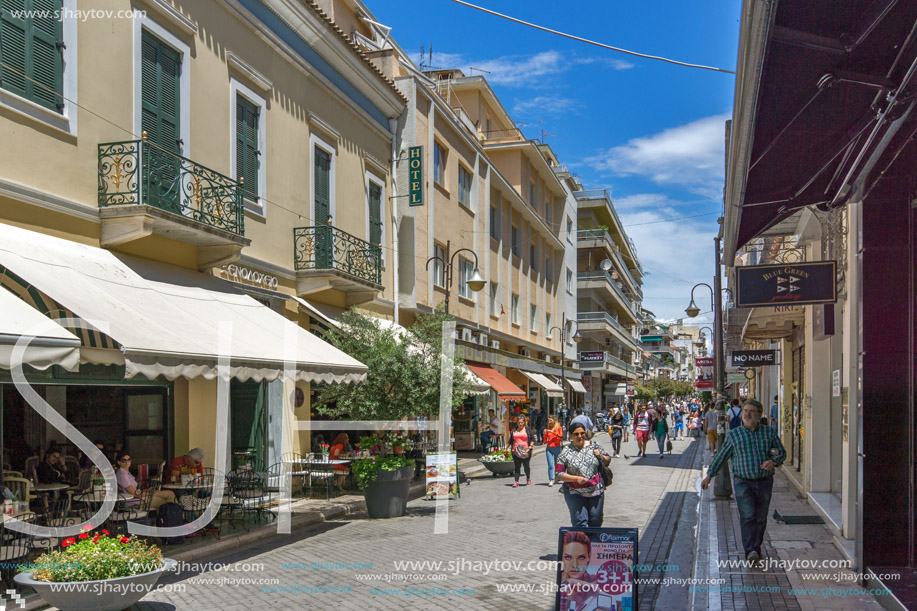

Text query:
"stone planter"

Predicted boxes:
[[478, 459, 515, 477], [15, 558, 177, 611], [363, 465, 415, 518]]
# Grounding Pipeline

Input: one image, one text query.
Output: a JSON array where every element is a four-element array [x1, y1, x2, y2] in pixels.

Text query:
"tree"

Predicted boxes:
[[313, 309, 473, 420]]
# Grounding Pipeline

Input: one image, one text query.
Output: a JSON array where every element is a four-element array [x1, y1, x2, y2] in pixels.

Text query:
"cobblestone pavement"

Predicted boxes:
[[126, 432, 702, 611]]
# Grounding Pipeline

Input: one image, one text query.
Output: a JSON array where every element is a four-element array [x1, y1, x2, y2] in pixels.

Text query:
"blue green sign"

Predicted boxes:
[[408, 146, 423, 206]]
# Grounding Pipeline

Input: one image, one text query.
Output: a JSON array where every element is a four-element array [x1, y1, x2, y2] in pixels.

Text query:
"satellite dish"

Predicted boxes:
[[599, 259, 612, 271]]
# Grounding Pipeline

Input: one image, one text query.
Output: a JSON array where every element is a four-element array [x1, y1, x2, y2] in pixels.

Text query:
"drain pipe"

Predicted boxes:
[[390, 117, 400, 325]]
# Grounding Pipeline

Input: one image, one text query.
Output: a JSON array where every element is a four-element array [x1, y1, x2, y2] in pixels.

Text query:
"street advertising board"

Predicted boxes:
[[695, 357, 714, 390], [730, 350, 776, 367], [626, 381, 636, 397], [736, 261, 837, 307], [556, 527, 638, 611], [425, 452, 458, 499]]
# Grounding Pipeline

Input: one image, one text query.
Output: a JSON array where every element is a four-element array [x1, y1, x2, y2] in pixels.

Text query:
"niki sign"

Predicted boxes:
[[408, 146, 423, 206], [736, 262, 837, 307]]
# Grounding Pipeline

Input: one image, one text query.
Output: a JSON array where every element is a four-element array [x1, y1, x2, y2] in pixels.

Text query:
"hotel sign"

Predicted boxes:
[[408, 146, 423, 206], [736, 262, 837, 307]]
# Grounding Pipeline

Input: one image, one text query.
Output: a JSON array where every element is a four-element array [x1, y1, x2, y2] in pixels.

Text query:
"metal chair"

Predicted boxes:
[[307, 460, 335, 500], [2, 470, 23, 479], [227, 471, 268, 529], [4, 477, 35, 504], [281, 452, 308, 496], [33, 496, 75, 550], [106, 488, 154, 535], [0, 512, 36, 587], [23, 456, 39, 483], [178, 473, 217, 536], [62, 455, 80, 483]]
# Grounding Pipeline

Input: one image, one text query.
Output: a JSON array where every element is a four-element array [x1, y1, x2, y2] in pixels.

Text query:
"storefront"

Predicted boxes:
[[465, 363, 526, 446]]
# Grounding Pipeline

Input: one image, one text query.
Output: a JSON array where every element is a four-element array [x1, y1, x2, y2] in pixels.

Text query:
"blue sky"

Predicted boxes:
[[370, 0, 741, 324]]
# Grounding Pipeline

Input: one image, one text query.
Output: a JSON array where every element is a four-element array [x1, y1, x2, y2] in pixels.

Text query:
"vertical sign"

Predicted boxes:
[[832, 369, 841, 398], [425, 452, 458, 499], [556, 527, 638, 611], [408, 146, 423, 206]]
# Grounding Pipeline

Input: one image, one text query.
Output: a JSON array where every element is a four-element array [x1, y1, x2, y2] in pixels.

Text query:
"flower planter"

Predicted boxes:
[[16, 558, 177, 611], [363, 465, 415, 518], [478, 459, 515, 477]]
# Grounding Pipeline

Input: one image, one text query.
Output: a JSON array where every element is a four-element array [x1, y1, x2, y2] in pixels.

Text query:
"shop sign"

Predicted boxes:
[[730, 350, 776, 367], [580, 351, 606, 363], [736, 261, 837, 307], [425, 453, 457, 499], [626, 381, 636, 396], [556, 527, 638, 611], [832, 369, 841, 398], [726, 372, 746, 384], [219, 264, 279, 291], [408, 146, 423, 206]]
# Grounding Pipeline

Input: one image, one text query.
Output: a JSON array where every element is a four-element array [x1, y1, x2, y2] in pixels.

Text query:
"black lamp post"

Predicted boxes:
[[425, 240, 485, 314], [548, 313, 582, 413]]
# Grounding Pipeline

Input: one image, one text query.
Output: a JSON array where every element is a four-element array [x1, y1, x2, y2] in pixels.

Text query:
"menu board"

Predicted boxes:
[[556, 527, 638, 611], [425, 452, 458, 499]]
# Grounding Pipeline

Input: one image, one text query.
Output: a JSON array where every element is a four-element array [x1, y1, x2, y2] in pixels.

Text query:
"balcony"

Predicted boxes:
[[578, 350, 634, 376], [576, 229, 643, 299], [577, 312, 639, 349], [293, 226, 383, 305], [98, 139, 249, 269], [576, 270, 640, 323]]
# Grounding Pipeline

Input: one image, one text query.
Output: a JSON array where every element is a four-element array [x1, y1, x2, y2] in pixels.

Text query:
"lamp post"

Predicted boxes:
[[425, 240, 486, 314], [684, 282, 726, 399], [548, 313, 582, 414]]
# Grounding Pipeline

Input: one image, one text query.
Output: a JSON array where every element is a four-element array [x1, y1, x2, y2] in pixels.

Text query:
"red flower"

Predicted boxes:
[[78, 533, 88, 539], [120, 536, 129, 544], [66, 537, 76, 544], [61, 540, 70, 548], [93, 535, 100, 543], [101, 529, 110, 535]]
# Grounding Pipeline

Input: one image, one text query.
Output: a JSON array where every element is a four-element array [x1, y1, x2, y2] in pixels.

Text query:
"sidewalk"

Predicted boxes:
[[694, 449, 885, 610]]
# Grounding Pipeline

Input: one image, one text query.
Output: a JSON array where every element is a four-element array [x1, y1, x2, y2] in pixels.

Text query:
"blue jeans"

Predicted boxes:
[[563, 486, 604, 527], [480, 431, 493, 452], [546, 446, 562, 481], [732, 476, 774, 557], [655, 432, 667, 455]]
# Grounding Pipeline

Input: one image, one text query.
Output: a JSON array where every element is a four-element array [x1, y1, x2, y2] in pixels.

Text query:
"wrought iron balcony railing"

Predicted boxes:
[[98, 139, 244, 236], [293, 226, 382, 286]]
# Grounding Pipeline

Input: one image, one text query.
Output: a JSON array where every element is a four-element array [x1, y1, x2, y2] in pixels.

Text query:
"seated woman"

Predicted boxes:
[[115, 451, 176, 511], [36, 449, 69, 484], [329, 433, 350, 492]]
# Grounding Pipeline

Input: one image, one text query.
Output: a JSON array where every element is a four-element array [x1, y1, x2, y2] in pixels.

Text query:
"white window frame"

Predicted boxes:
[[457, 257, 473, 299], [433, 141, 446, 186], [530, 304, 538, 332], [0, 0, 78, 136], [511, 294, 520, 325], [365, 171, 386, 265], [489, 282, 498, 317], [457, 164, 472, 207], [134, 16, 191, 157], [433, 243, 445, 288], [545, 313, 552, 339], [566, 268, 574, 295], [310, 131, 337, 224], [230, 78, 267, 216], [567, 216, 574, 244]]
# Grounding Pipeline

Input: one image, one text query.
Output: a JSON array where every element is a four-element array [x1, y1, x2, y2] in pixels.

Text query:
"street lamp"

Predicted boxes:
[[548, 313, 582, 413], [425, 240, 486, 314]]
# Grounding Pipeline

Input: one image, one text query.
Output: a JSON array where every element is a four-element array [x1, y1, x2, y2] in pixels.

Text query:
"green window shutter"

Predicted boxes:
[[236, 97, 259, 201], [140, 31, 180, 153], [0, 0, 63, 112], [314, 147, 331, 224], [368, 182, 382, 247]]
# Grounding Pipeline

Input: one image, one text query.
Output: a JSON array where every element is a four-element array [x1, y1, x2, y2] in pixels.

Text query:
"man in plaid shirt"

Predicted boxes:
[[702, 398, 786, 565]]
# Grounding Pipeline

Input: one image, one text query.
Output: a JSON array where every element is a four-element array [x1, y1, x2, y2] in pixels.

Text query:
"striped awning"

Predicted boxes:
[[0, 286, 80, 371], [520, 371, 564, 398]]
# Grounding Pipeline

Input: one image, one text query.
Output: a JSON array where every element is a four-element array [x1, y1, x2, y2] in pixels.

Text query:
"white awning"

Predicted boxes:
[[0, 223, 367, 384], [520, 371, 564, 398], [565, 378, 587, 394], [291, 296, 341, 329], [0, 288, 80, 371]]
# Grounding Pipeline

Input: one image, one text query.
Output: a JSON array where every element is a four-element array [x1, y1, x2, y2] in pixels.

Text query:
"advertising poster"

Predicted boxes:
[[695, 357, 714, 390], [556, 527, 638, 611], [425, 452, 458, 499]]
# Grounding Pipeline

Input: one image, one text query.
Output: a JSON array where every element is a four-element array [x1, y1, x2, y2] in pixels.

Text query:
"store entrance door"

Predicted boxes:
[[230, 380, 265, 471]]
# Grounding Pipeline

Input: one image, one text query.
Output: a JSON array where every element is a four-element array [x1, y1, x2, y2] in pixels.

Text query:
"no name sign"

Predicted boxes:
[[731, 350, 776, 367]]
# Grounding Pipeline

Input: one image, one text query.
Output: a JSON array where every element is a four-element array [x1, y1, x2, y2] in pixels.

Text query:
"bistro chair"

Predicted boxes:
[[33, 496, 75, 550], [62, 455, 80, 482], [263, 462, 290, 511], [23, 456, 39, 483], [0, 512, 37, 587], [307, 461, 335, 500], [106, 488, 154, 535], [4, 477, 35, 505], [177, 473, 217, 536], [280, 452, 308, 496], [227, 471, 268, 529], [3, 470, 23, 479], [156, 460, 167, 480]]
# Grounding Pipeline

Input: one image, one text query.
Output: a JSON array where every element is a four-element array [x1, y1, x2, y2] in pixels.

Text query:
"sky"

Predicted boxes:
[[371, 0, 741, 326]]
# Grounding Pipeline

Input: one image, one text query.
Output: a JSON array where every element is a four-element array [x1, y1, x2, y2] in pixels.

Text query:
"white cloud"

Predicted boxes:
[[585, 114, 730, 200], [574, 57, 635, 70], [514, 95, 580, 116]]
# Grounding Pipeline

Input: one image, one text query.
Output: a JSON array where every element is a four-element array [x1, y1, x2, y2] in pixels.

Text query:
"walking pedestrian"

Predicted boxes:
[[508, 414, 534, 487], [555, 421, 610, 527], [622, 404, 631, 443], [704, 403, 720, 452], [535, 408, 548, 444], [608, 407, 625, 457], [727, 398, 743, 431], [543, 415, 564, 486], [673, 407, 685, 438], [633, 404, 652, 457], [702, 398, 786, 565], [770, 395, 779, 433], [652, 408, 669, 459]]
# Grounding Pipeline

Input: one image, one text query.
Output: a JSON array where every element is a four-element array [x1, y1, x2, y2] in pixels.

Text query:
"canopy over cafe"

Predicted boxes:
[[0, 222, 366, 477]]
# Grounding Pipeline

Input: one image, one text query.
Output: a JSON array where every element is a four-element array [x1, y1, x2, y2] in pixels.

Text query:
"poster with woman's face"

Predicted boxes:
[[556, 527, 637, 611]]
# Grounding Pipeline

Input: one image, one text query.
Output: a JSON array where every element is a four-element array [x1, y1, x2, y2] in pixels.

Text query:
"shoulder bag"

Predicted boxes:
[[592, 442, 613, 487]]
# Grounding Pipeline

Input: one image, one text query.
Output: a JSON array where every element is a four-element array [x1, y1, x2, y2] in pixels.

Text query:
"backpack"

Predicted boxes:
[[728, 407, 742, 430], [155, 502, 185, 545]]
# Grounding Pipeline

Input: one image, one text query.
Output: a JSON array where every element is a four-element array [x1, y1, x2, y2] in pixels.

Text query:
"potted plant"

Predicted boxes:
[[351, 455, 416, 518], [15, 525, 176, 611], [478, 448, 515, 477], [390, 435, 407, 455]]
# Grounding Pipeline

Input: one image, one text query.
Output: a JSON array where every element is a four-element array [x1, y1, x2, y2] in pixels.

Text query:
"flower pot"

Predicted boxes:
[[363, 465, 414, 518], [478, 458, 515, 477], [392, 445, 404, 455], [16, 558, 177, 611]]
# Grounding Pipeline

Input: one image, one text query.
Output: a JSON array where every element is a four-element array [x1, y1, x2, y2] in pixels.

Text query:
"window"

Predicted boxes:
[[434, 142, 446, 185], [566, 268, 574, 295], [236, 95, 260, 202], [529, 181, 536, 208], [0, 0, 64, 112], [490, 205, 500, 240], [530, 304, 537, 332], [546, 254, 553, 284], [489, 282, 498, 316], [367, 177, 383, 250], [433, 243, 445, 287], [314, 145, 332, 224], [458, 165, 472, 207], [511, 226, 521, 257], [530, 243, 538, 272], [141, 31, 181, 154], [511, 294, 520, 324], [545, 313, 552, 338], [567, 217, 574, 242], [458, 258, 473, 299]]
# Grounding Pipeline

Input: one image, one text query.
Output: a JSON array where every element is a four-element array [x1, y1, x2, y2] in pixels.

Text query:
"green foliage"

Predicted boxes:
[[27, 527, 163, 582], [351, 455, 415, 490], [313, 309, 473, 420]]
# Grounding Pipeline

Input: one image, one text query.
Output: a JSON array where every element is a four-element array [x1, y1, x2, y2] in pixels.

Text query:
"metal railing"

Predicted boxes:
[[577, 271, 641, 317], [576, 230, 643, 299], [552, 164, 569, 174], [293, 226, 382, 285], [575, 189, 642, 273], [98, 139, 244, 236]]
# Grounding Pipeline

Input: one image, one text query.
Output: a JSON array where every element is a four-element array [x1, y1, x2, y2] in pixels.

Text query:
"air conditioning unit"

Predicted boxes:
[[490, 340, 501, 350], [544, 354, 553, 363], [476, 333, 488, 346], [519, 348, 531, 357], [461, 328, 474, 342]]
